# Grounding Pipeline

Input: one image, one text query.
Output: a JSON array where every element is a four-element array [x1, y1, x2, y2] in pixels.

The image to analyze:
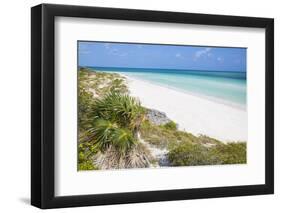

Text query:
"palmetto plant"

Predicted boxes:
[[92, 92, 146, 136], [87, 119, 136, 154], [83, 92, 152, 169]]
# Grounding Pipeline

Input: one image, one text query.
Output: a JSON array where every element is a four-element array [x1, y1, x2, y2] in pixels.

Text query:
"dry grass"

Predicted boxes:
[[93, 144, 154, 169]]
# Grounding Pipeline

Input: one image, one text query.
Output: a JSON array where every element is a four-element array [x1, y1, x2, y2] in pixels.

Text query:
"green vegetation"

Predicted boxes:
[[78, 67, 246, 170], [140, 120, 217, 149], [168, 141, 246, 166], [78, 141, 98, 170], [78, 68, 152, 170], [168, 142, 219, 166], [140, 120, 246, 166], [162, 121, 178, 130], [78, 68, 128, 131], [209, 142, 247, 164]]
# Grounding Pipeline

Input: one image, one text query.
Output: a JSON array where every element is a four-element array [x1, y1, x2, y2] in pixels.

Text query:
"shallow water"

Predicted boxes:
[[88, 67, 247, 106]]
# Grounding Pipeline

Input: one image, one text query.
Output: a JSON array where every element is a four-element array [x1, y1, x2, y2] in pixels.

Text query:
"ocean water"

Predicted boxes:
[[88, 67, 247, 107]]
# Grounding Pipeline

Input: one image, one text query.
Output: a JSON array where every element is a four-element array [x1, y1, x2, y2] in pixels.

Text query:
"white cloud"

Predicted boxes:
[[217, 56, 224, 62], [108, 48, 128, 57], [175, 53, 182, 58], [104, 43, 111, 49], [194, 47, 212, 59]]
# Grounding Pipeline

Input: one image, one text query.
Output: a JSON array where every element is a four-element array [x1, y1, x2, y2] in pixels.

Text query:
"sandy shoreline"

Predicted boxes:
[[123, 75, 247, 142]]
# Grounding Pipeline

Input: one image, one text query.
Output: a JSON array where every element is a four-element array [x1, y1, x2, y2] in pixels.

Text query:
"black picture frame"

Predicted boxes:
[[31, 3, 274, 209]]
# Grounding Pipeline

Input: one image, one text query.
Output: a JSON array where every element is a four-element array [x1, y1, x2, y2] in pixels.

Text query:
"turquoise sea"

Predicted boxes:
[[88, 66, 247, 107]]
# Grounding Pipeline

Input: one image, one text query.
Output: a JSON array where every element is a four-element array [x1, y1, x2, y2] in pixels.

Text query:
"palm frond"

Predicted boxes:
[[111, 128, 137, 154], [91, 92, 146, 131], [87, 119, 118, 152], [85, 118, 137, 154]]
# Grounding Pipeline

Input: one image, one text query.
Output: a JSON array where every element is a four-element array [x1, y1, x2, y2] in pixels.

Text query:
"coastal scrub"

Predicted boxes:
[[78, 68, 246, 170]]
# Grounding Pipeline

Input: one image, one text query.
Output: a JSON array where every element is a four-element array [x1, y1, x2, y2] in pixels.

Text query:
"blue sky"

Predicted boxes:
[[78, 41, 246, 72]]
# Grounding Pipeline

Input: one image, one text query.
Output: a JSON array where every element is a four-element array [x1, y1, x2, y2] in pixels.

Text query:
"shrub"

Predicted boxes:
[[140, 120, 198, 149], [140, 120, 178, 148], [210, 142, 246, 164], [162, 121, 177, 130], [168, 142, 221, 166], [168, 141, 246, 167], [78, 142, 98, 171], [197, 134, 221, 145], [78, 161, 97, 170]]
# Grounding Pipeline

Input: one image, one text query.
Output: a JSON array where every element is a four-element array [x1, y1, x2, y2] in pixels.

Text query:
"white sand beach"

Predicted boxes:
[[125, 76, 247, 142]]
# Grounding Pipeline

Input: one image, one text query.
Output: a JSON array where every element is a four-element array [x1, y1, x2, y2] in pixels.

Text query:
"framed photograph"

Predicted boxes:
[[31, 4, 274, 209]]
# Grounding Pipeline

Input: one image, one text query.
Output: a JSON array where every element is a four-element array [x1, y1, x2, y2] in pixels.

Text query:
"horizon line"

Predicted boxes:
[[79, 65, 246, 73]]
